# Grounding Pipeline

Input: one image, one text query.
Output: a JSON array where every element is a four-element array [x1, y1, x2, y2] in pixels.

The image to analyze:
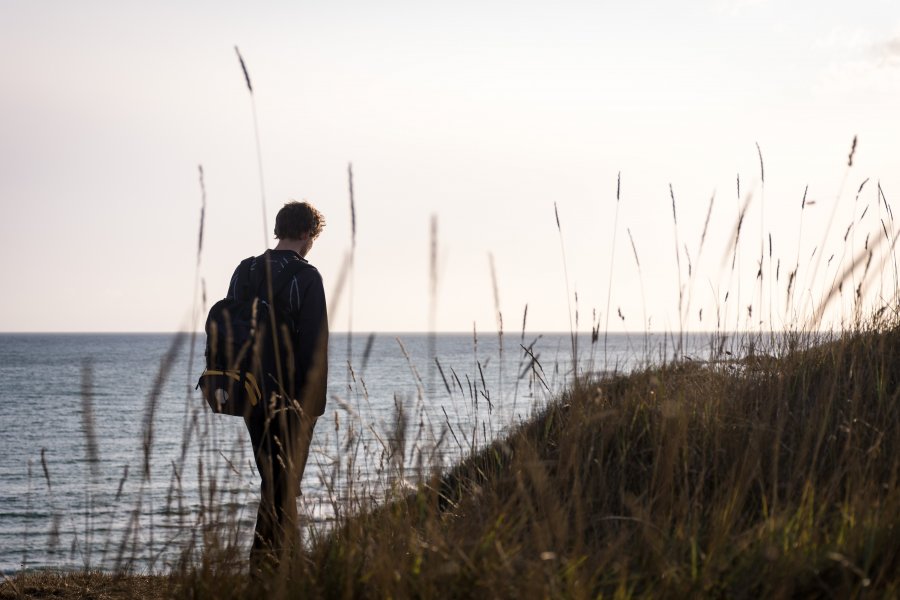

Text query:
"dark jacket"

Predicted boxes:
[[227, 249, 329, 416]]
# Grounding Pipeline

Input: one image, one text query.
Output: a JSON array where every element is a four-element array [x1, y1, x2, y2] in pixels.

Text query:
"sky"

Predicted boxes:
[[2, 0, 899, 333]]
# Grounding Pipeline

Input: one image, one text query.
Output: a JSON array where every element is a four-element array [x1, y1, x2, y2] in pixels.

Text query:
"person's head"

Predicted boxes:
[[274, 201, 325, 256]]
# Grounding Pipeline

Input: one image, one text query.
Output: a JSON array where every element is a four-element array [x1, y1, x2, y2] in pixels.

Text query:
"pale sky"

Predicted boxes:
[[2, 0, 898, 333]]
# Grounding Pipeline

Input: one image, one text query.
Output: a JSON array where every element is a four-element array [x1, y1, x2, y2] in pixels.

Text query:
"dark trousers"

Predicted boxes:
[[244, 396, 316, 567]]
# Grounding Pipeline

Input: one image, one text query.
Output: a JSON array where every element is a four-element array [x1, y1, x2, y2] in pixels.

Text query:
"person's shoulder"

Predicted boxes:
[[292, 260, 324, 291], [296, 260, 322, 283], [270, 251, 319, 280], [232, 254, 256, 274]]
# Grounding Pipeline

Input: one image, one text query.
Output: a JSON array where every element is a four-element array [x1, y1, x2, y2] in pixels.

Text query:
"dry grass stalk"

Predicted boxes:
[[553, 202, 576, 361], [603, 172, 622, 371], [234, 45, 269, 248]]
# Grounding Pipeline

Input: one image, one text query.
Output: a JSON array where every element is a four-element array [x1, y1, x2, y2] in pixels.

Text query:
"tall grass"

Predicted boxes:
[[128, 320, 899, 599], [602, 172, 622, 371], [234, 46, 269, 249], [177, 137, 899, 596], [347, 162, 357, 392], [9, 203, 900, 600]]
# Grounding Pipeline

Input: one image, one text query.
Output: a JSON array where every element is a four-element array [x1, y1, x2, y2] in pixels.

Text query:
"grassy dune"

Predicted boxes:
[[9, 321, 898, 598], [267, 325, 899, 598]]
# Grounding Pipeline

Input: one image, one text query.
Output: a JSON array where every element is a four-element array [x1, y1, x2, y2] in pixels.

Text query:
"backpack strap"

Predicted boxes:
[[234, 256, 255, 301]]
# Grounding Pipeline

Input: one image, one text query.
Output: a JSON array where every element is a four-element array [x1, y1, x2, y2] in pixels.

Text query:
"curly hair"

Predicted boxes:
[[274, 201, 325, 240]]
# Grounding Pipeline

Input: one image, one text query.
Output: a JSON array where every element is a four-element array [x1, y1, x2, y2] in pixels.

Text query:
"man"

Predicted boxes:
[[226, 200, 329, 570]]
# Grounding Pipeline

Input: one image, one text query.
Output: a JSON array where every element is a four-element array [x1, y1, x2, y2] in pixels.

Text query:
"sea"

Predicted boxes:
[[0, 331, 733, 574]]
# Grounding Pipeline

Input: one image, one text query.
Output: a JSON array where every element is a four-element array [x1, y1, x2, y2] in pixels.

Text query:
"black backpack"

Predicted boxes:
[[196, 252, 310, 416]]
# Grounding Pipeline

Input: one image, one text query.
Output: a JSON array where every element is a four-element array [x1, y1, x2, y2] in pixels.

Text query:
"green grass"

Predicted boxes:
[[249, 324, 898, 598], [11, 321, 896, 598]]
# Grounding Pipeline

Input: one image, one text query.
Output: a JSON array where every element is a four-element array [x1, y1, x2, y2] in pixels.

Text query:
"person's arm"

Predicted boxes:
[[294, 269, 329, 416]]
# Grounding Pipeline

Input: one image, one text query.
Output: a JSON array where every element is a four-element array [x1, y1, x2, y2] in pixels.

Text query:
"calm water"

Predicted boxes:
[[0, 331, 727, 573]]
